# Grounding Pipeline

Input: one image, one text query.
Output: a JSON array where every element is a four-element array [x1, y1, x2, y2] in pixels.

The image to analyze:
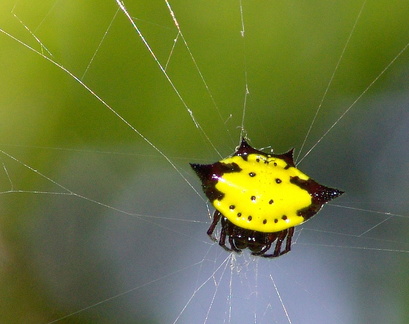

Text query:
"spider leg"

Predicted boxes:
[[218, 222, 233, 252], [207, 210, 222, 242], [279, 226, 294, 256], [251, 241, 272, 256], [272, 230, 287, 256], [261, 230, 288, 258], [217, 215, 242, 253], [228, 235, 242, 253], [250, 231, 276, 256]]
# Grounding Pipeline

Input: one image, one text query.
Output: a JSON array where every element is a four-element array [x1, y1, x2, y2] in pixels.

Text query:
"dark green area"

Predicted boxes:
[[1, 0, 409, 323]]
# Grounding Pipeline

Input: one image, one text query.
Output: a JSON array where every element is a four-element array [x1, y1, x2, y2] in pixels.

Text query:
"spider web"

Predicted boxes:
[[1, 0, 409, 323]]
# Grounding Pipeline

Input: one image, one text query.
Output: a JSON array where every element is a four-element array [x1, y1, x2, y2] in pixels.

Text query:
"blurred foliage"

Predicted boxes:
[[1, 0, 409, 323]]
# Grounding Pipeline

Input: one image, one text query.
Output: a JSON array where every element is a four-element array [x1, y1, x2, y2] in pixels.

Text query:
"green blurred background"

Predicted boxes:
[[1, 0, 409, 323]]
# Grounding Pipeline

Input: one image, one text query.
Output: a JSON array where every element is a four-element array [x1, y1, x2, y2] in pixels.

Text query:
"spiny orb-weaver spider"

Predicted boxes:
[[190, 138, 343, 258]]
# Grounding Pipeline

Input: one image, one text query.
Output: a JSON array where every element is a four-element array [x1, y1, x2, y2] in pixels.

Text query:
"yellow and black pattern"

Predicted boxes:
[[190, 138, 343, 257]]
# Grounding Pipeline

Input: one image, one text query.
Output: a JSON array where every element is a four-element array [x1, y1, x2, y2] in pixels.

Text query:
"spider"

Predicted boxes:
[[190, 138, 343, 258]]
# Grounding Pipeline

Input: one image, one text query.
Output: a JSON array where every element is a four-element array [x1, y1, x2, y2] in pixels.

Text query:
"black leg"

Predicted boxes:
[[218, 224, 233, 252], [279, 227, 294, 256], [228, 235, 242, 253], [262, 230, 288, 258], [207, 210, 222, 241], [252, 241, 272, 256]]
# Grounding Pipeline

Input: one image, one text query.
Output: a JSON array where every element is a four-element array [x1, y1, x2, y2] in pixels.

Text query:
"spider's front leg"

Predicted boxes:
[[218, 215, 242, 253], [228, 235, 242, 253], [218, 220, 233, 252], [207, 210, 222, 242], [251, 232, 277, 257], [261, 228, 292, 258], [279, 227, 294, 256], [251, 243, 271, 257]]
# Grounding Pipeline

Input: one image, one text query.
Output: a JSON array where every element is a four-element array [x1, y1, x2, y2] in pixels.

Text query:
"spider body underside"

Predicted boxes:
[[208, 210, 295, 258]]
